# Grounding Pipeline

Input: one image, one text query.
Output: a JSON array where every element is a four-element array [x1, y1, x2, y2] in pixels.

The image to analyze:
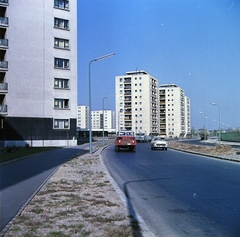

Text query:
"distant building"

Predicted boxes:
[[77, 105, 89, 130], [159, 84, 191, 137], [92, 110, 116, 133], [77, 106, 116, 133], [0, 1, 78, 147], [115, 70, 158, 135], [115, 71, 191, 137]]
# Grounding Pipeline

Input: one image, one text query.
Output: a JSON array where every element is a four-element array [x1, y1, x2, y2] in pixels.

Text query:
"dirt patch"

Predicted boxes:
[[168, 141, 238, 158]]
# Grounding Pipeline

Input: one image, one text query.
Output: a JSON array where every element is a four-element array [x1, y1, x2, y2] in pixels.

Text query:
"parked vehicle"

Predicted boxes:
[[115, 130, 136, 152], [150, 136, 168, 150], [136, 133, 147, 142], [145, 135, 152, 142]]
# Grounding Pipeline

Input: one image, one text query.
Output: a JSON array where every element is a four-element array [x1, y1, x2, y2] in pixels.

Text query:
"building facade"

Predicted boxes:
[[0, 0, 78, 147], [92, 110, 116, 132], [77, 105, 116, 133], [115, 70, 158, 135], [115, 71, 191, 137], [159, 84, 191, 138], [77, 105, 89, 130]]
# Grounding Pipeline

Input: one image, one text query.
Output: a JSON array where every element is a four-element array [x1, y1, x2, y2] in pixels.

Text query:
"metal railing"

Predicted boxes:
[[0, 39, 8, 47], [0, 17, 8, 26], [0, 61, 8, 69], [0, 82, 8, 91], [0, 0, 8, 4], [0, 105, 7, 114]]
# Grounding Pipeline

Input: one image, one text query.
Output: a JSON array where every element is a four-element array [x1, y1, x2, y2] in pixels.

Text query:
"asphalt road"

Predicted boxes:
[[102, 142, 240, 237], [0, 146, 87, 233]]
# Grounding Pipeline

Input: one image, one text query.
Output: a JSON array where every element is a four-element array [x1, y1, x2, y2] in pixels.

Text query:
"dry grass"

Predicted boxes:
[[168, 141, 237, 157], [4, 150, 142, 237]]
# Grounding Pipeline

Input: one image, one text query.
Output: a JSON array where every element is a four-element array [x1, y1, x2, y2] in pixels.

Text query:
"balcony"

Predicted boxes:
[[124, 123, 132, 127], [0, 104, 7, 115], [124, 79, 131, 83], [0, 38, 8, 48], [0, 0, 8, 5], [0, 17, 8, 27], [0, 61, 8, 70], [0, 82, 7, 94]]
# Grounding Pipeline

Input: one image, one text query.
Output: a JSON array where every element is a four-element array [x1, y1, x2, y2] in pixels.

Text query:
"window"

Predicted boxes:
[[54, 119, 69, 129], [54, 17, 69, 30], [54, 78, 69, 89], [54, 38, 69, 49], [54, 0, 69, 10], [54, 58, 69, 69], [54, 98, 69, 109]]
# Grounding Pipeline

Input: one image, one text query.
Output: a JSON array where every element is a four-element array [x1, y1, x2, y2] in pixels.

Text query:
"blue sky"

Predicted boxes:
[[77, 0, 240, 130]]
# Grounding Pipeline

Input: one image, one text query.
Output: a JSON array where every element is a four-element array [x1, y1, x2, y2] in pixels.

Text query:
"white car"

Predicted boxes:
[[150, 137, 168, 150], [136, 133, 146, 142]]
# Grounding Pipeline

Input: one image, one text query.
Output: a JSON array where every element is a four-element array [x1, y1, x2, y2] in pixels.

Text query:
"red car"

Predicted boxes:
[[115, 130, 136, 152]]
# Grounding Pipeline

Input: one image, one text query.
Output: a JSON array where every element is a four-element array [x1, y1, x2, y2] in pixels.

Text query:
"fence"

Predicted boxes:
[[221, 132, 240, 142]]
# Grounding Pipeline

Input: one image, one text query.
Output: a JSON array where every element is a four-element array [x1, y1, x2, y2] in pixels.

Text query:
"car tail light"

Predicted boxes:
[[130, 137, 136, 144], [116, 137, 123, 144]]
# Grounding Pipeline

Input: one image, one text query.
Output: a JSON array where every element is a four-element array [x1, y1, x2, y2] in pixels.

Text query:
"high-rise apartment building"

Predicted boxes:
[[92, 110, 116, 132], [77, 105, 89, 130], [77, 105, 116, 133], [115, 71, 191, 137], [0, 0, 77, 146], [115, 70, 158, 135], [159, 84, 191, 137]]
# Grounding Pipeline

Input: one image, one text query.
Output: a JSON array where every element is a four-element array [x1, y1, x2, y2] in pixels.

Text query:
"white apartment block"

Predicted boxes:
[[77, 106, 116, 133], [0, 0, 78, 147], [92, 110, 116, 132], [77, 105, 89, 130], [115, 70, 158, 135], [159, 84, 191, 138]]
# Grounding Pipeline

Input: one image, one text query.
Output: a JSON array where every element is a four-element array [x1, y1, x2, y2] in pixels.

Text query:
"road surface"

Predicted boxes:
[[102, 142, 240, 237]]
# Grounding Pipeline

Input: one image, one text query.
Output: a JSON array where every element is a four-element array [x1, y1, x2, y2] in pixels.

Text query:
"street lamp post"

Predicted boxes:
[[89, 53, 115, 154], [210, 102, 221, 144], [102, 94, 115, 146]]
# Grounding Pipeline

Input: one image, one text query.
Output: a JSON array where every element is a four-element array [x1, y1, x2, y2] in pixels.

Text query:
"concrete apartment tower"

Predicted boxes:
[[0, 0, 78, 146], [91, 110, 116, 133], [159, 84, 191, 138], [115, 70, 158, 135], [77, 105, 89, 130]]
